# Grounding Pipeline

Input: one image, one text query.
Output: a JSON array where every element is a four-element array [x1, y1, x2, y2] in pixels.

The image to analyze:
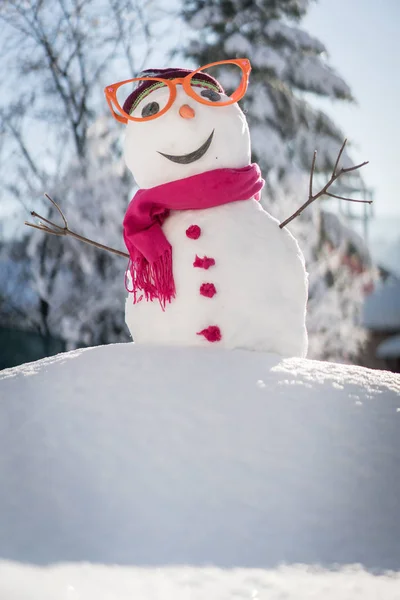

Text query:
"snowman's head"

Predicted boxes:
[[104, 59, 252, 189]]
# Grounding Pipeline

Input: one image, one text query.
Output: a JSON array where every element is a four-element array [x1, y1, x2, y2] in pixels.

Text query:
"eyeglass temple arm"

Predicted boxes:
[[105, 94, 128, 124]]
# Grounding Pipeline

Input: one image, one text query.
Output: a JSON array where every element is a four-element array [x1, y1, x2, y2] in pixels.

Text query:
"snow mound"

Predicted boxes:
[[0, 344, 400, 598], [1, 562, 400, 600]]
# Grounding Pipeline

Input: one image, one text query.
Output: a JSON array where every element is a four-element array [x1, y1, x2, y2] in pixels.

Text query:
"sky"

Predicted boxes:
[[303, 0, 400, 218]]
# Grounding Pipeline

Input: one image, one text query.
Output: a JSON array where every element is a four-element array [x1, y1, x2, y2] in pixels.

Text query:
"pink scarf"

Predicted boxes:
[[123, 163, 264, 307]]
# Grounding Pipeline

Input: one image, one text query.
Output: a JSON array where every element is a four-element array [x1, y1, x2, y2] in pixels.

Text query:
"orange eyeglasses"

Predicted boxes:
[[104, 58, 251, 124]]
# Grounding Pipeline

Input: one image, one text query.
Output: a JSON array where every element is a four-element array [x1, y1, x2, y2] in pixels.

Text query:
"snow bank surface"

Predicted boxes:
[[1, 344, 400, 598], [1, 562, 400, 600]]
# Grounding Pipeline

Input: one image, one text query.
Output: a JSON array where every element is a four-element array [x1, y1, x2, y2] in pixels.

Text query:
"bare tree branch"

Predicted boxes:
[[1, 108, 45, 184], [332, 136, 346, 177], [108, 0, 136, 74], [325, 192, 370, 203]]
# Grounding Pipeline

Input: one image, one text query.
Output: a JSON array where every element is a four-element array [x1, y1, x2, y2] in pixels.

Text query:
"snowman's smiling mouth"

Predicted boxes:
[[157, 130, 214, 164]]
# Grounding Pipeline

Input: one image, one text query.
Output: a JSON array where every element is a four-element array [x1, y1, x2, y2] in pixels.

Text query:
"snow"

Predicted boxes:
[[224, 34, 287, 78], [224, 32, 253, 57], [0, 343, 400, 598], [1, 563, 400, 600], [188, 5, 220, 29], [265, 20, 326, 54], [362, 276, 400, 330], [377, 334, 400, 358], [250, 124, 287, 170], [248, 83, 276, 121], [288, 55, 352, 99]]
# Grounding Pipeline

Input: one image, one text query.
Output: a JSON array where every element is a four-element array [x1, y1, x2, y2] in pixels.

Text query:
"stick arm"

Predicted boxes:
[[279, 139, 372, 230], [25, 194, 129, 259]]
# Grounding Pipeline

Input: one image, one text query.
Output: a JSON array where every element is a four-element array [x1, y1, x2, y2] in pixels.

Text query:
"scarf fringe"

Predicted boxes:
[[125, 249, 175, 310]]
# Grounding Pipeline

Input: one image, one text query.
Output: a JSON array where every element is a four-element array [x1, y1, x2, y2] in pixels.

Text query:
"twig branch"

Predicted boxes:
[[309, 150, 316, 199], [332, 138, 347, 177], [25, 193, 129, 259], [326, 192, 370, 203], [279, 139, 371, 230]]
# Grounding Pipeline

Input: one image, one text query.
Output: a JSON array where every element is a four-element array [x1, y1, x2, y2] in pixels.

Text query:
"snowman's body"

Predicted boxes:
[[123, 79, 308, 357], [126, 199, 307, 355]]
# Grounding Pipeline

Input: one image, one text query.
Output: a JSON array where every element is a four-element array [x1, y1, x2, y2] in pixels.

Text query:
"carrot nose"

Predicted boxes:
[[179, 104, 195, 119]]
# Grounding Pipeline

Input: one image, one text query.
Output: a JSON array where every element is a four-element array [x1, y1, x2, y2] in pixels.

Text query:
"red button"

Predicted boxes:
[[186, 225, 201, 239], [193, 255, 215, 269], [197, 326, 222, 342], [200, 283, 217, 298]]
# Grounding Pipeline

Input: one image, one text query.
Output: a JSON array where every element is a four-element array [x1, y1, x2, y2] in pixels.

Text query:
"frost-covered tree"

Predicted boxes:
[[0, 119, 131, 347], [181, 0, 352, 177], [181, 0, 375, 364], [0, 0, 165, 348], [306, 209, 375, 362], [25, 119, 131, 347], [265, 174, 375, 363]]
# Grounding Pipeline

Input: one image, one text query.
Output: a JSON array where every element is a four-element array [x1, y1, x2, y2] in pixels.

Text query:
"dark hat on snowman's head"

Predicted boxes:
[[122, 67, 225, 115]]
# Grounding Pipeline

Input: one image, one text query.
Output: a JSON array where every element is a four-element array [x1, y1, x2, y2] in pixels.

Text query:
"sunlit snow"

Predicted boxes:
[[0, 344, 399, 597]]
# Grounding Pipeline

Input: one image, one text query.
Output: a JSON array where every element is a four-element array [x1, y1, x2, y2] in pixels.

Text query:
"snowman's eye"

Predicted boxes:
[[200, 89, 221, 102], [141, 101, 160, 117]]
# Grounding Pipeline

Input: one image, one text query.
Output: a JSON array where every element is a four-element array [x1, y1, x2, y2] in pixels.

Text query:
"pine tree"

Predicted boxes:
[[182, 0, 375, 364], [182, 0, 352, 177]]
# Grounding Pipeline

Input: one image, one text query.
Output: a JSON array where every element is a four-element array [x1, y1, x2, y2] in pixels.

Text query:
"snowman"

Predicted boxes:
[[103, 58, 308, 357]]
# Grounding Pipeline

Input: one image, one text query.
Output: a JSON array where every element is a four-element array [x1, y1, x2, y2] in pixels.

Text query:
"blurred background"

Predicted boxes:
[[0, 0, 399, 372]]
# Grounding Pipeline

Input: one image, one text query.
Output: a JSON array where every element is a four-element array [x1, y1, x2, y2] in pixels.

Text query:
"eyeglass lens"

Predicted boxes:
[[190, 62, 243, 99]]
